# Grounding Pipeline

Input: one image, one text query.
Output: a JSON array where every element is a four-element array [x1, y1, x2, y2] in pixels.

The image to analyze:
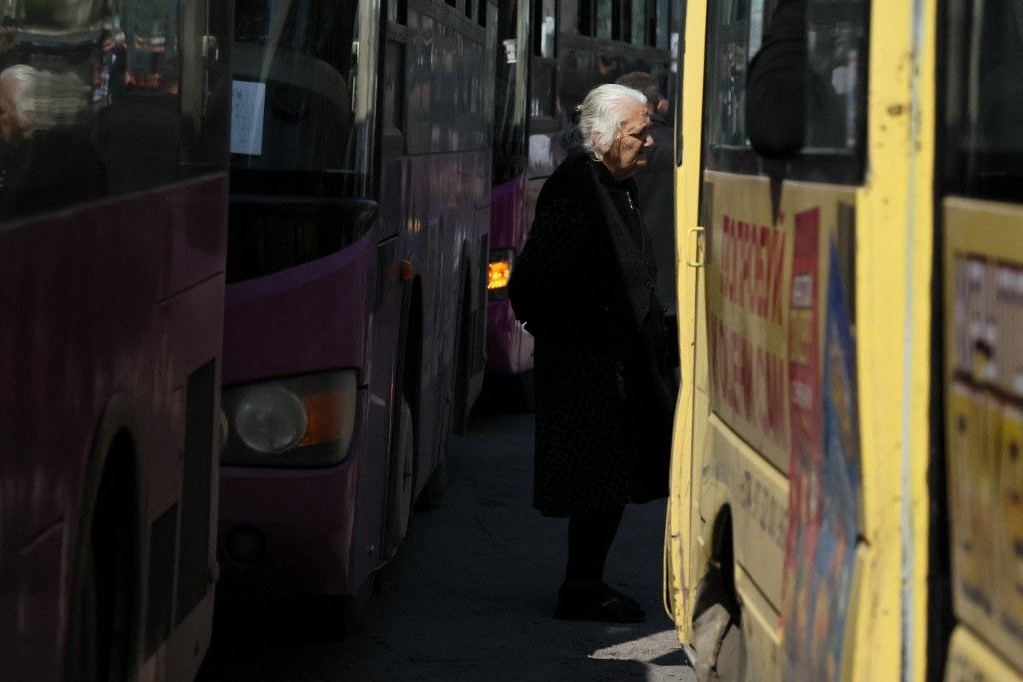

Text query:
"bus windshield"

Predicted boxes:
[[231, 0, 369, 195]]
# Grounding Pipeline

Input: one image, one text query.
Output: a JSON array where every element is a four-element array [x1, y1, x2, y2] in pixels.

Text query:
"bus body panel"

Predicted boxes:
[[944, 626, 1023, 682], [668, 0, 926, 667], [221, 229, 374, 387], [486, 173, 532, 376], [0, 175, 226, 681], [942, 197, 1023, 671], [219, 427, 363, 595], [735, 564, 783, 682], [704, 419, 787, 610], [219, 150, 489, 599]]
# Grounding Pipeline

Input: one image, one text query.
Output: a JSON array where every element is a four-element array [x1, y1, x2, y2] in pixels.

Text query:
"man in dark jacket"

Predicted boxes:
[[509, 84, 676, 623]]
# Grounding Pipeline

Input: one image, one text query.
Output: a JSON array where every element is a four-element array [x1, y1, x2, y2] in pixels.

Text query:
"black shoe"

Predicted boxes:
[[554, 581, 646, 623]]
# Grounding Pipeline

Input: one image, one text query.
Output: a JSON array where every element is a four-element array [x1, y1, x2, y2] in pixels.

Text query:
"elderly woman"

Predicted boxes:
[[509, 84, 676, 623]]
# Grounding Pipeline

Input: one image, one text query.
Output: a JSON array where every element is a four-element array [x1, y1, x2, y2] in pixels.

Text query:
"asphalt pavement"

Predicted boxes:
[[198, 399, 695, 682]]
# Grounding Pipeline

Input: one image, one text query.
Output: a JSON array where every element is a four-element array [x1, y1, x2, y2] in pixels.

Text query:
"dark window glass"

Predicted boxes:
[[0, 0, 231, 222], [578, 0, 594, 35], [943, 0, 1023, 202], [703, 0, 868, 182], [805, 0, 868, 153], [494, 0, 529, 182], [534, 0, 557, 57], [630, 0, 647, 44], [231, 0, 372, 197], [597, 0, 613, 38], [702, 0, 755, 152], [383, 38, 405, 139], [656, 0, 670, 48]]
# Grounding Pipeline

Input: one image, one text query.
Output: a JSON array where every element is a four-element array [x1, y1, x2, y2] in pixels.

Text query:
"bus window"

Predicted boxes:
[[631, 0, 648, 44], [656, 0, 670, 48], [944, 0, 1023, 203], [496, 0, 529, 182], [741, 0, 868, 179], [533, 0, 556, 57], [231, 0, 370, 196], [702, 0, 760, 158], [597, 0, 613, 38], [805, 0, 868, 153]]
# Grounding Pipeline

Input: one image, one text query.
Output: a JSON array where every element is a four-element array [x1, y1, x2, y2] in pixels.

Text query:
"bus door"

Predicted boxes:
[[939, 1, 1023, 679]]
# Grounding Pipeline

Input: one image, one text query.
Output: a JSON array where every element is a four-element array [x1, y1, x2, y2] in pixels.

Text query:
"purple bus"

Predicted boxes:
[[217, 0, 494, 626], [485, 0, 534, 404], [485, 0, 682, 406], [0, 2, 231, 680]]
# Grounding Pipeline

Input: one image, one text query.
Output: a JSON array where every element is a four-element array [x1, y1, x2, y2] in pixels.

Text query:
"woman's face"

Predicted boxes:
[[601, 102, 653, 180]]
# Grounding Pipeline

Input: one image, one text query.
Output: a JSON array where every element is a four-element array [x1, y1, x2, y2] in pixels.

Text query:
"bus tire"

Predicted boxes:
[[692, 510, 745, 680], [692, 567, 746, 681], [382, 397, 415, 560]]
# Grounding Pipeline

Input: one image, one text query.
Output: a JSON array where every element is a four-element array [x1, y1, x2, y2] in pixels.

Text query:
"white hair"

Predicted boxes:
[[0, 65, 89, 133], [576, 83, 647, 160], [0, 64, 40, 132]]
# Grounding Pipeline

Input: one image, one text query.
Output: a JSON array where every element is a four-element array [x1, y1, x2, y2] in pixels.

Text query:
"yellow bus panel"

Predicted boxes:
[[943, 197, 1023, 672], [736, 563, 782, 682], [945, 626, 1023, 682]]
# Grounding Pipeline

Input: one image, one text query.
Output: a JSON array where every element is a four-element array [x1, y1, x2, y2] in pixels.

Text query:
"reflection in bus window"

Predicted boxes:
[[805, 0, 866, 152], [741, 0, 867, 167], [596, 0, 613, 39], [231, 0, 366, 192], [945, 0, 1023, 202], [703, 0, 752, 151], [535, 0, 556, 57], [631, 0, 647, 45]]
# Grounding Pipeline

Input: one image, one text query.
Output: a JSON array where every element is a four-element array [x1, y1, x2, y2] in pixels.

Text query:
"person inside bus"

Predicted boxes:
[[746, 0, 847, 157], [508, 84, 676, 624], [614, 71, 678, 368], [745, 0, 807, 157], [0, 64, 106, 218]]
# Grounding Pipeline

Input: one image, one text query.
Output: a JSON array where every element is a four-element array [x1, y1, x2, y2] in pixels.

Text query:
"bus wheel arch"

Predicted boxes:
[[66, 394, 144, 682], [691, 505, 746, 681]]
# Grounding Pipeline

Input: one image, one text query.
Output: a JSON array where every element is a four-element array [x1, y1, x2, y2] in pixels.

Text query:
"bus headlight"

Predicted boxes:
[[221, 370, 358, 467], [235, 387, 307, 453], [488, 248, 515, 300]]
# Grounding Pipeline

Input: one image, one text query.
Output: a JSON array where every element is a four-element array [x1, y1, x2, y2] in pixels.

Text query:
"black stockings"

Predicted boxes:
[[565, 505, 625, 583]]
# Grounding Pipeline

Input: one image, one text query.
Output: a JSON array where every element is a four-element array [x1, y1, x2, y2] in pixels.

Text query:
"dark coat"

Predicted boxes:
[[509, 151, 676, 517]]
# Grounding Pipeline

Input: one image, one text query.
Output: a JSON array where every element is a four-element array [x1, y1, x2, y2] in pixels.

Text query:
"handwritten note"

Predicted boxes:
[[231, 80, 266, 156]]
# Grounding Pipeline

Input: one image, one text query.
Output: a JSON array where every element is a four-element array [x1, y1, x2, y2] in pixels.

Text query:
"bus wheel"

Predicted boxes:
[[692, 566, 746, 681], [383, 398, 415, 560]]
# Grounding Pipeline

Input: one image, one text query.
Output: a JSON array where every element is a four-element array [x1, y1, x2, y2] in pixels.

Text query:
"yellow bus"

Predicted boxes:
[[664, 0, 1023, 679]]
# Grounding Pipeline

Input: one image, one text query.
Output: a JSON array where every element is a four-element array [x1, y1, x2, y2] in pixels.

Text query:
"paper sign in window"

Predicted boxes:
[[231, 80, 266, 156]]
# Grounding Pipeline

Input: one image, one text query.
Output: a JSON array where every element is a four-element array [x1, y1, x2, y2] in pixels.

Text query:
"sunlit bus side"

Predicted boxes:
[[484, 0, 682, 406], [667, 0, 1023, 680], [938, 0, 1023, 677], [0, 1, 231, 680], [216, 0, 494, 626], [666, 0, 935, 679]]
